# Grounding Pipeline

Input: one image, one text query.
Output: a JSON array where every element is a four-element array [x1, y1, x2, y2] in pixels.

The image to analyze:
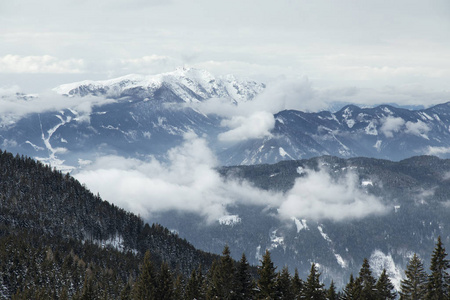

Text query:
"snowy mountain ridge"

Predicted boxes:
[[3, 68, 450, 171], [54, 67, 265, 104]]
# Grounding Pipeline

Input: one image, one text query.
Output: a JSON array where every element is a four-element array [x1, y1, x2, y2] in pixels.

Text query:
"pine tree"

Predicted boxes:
[[275, 266, 294, 300], [119, 282, 132, 300], [326, 280, 338, 300], [79, 275, 96, 300], [185, 266, 204, 300], [302, 263, 325, 300], [400, 253, 427, 300], [356, 258, 377, 300], [376, 269, 396, 300], [234, 253, 254, 300], [173, 274, 184, 300], [205, 260, 219, 299], [216, 245, 235, 299], [291, 268, 303, 299], [155, 262, 173, 300], [132, 251, 156, 300], [257, 250, 277, 299], [425, 236, 450, 300]]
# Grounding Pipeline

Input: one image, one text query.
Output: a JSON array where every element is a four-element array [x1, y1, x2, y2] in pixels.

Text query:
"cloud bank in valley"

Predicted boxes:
[[74, 134, 389, 223], [74, 133, 279, 222]]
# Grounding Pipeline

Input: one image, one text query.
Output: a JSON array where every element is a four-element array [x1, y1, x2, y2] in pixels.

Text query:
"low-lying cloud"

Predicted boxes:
[[75, 134, 389, 223], [380, 116, 405, 138], [75, 133, 279, 222], [278, 168, 388, 221], [218, 111, 275, 142], [187, 76, 322, 143], [405, 120, 430, 139], [427, 146, 450, 156]]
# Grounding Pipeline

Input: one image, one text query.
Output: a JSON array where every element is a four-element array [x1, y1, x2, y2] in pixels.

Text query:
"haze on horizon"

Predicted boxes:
[[1, 0, 450, 109]]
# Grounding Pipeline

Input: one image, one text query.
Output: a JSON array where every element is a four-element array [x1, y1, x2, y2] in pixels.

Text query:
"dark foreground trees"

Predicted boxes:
[[400, 253, 427, 299], [4, 235, 449, 299], [425, 236, 450, 300]]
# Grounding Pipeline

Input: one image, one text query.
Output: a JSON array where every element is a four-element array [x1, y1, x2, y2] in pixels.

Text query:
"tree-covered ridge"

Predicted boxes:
[[0, 150, 449, 298], [0, 150, 220, 294]]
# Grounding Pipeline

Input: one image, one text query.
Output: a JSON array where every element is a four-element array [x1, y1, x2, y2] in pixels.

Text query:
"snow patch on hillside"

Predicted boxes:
[[279, 147, 293, 159], [335, 253, 348, 269], [292, 217, 308, 232], [318, 226, 332, 243], [369, 250, 403, 291], [218, 215, 241, 226], [361, 180, 373, 186], [269, 230, 285, 250], [296, 166, 306, 175]]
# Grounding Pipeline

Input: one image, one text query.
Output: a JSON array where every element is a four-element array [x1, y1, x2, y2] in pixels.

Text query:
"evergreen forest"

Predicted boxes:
[[0, 151, 449, 299]]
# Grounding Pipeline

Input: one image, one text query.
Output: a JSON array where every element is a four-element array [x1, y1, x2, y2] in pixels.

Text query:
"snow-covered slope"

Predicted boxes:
[[2, 68, 450, 171], [220, 103, 450, 164], [54, 67, 265, 104]]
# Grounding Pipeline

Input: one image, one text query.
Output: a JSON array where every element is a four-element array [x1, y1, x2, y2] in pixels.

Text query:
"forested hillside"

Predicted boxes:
[[0, 150, 219, 298], [1, 151, 449, 299]]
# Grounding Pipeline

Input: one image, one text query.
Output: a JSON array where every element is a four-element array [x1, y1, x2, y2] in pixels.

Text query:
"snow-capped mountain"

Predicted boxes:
[[0, 68, 265, 171], [3, 68, 450, 171], [1, 69, 450, 289], [54, 67, 265, 104], [220, 103, 450, 164]]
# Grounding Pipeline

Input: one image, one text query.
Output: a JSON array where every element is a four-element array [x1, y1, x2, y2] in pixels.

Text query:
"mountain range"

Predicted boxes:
[[1, 68, 450, 172], [1, 68, 450, 292]]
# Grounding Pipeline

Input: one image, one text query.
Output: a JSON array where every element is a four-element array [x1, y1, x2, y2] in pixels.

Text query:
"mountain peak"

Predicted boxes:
[[53, 67, 265, 103]]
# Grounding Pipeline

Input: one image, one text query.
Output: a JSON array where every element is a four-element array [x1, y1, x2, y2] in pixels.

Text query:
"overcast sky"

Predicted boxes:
[[1, 0, 450, 106]]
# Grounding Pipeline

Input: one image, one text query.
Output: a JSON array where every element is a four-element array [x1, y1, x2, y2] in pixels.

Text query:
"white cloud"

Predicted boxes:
[[411, 188, 435, 205], [380, 116, 405, 138], [426, 146, 450, 157], [0, 55, 85, 74], [278, 168, 388, 221], [218, 111, 275, 142], [443, 172, 450, 180], [405, 120, 431, 139], [75, 134, 388, 223], [247, 77, 326, 113], [75, 134, 387, 222], [74, 133, 279, 222]]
